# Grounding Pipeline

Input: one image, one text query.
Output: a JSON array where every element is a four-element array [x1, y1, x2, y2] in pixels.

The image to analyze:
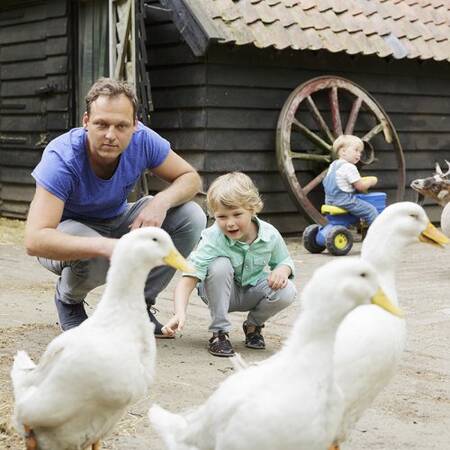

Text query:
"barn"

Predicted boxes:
[[1, 0, 449, 233]]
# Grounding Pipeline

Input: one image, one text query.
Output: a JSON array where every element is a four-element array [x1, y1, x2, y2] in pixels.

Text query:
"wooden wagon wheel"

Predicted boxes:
[[276, 76, 405, 225]]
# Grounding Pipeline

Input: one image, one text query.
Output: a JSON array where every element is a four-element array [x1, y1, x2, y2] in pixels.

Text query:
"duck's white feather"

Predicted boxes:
[[150, 258, 387, 450], [441, 202, 450, 237], [333, 202, 441, 443], [11, 227, 185, 450]]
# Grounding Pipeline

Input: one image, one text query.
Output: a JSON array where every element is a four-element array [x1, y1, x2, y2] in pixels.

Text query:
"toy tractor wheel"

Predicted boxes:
[[326, 226, 353, 256], [303, 224, 326, 254], [276, 76, 405, 225]]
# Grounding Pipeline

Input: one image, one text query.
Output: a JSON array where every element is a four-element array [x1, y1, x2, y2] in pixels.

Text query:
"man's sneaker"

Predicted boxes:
[[54, 296, 88, 331], [243, 320, 265, 349], [147, 306, 174, 339], [208, 331, 235, 357]]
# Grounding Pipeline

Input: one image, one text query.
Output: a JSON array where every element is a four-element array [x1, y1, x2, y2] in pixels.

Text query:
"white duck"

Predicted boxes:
[[149, 258, 401, 450], [11, 227, 191, 450], [330, 202, 449, 449]]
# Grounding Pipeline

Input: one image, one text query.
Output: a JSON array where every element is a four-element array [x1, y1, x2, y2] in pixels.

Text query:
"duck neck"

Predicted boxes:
[[95, 259, 150, 316], [363, 243, 403, 270], [283, 309, 342, 371], [362, 232, 402, 306]]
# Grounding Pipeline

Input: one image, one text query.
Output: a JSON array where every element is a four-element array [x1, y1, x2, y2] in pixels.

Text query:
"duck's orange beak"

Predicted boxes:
[[419, 222, 449, 247]]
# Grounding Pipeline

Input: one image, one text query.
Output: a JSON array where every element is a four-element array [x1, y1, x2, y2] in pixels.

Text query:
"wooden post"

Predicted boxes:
[[108, 0, 135, 85]]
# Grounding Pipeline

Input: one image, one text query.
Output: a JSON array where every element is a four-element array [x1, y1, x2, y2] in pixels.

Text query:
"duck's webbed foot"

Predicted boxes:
[[92, 441, 101, 450], [24, 425, 37, 450], [329, 444, 340, 450]]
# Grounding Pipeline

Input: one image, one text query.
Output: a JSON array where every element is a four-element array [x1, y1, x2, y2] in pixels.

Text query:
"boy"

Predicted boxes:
[[323, 134, 379, 225], [163, 172, 297, 357]]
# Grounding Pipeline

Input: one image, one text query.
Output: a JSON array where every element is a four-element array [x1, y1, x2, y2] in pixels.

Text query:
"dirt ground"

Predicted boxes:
[[0, 217, 449, 449]]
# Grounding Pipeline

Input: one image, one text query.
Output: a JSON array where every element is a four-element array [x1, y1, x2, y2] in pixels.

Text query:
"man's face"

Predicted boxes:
[[82, 94, 137, 163]]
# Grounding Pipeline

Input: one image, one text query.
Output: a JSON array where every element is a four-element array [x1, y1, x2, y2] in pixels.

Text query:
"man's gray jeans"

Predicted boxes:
[[198, 257, 297, 333], [38, 196, 206, 307]]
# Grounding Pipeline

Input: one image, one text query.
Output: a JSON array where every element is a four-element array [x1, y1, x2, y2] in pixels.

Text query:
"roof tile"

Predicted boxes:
[[252, 0, 279, 24], [299, 0, 317, 11], [287, 4, 317, 29], [302, 28, 325, 50], [316, 0, 333, 13], [283, 24, 306, 50], [240, 1, 260, 24]]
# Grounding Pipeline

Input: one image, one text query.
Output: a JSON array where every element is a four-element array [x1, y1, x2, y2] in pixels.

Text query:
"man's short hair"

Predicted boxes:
[[85, 77, 138, 118], [206, 172, 263, 217]]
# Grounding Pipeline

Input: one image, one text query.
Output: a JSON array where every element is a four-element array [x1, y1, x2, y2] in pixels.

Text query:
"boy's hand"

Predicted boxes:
[[163, 314, 186, 336], [354, 176, 378, 193], [361, 175, 378, 186], [268, 266, 290, 290]]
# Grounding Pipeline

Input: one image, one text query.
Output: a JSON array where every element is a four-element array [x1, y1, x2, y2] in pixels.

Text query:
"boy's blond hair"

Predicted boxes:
[[332, 134, 364, 157], [206, 172, 263, 216]]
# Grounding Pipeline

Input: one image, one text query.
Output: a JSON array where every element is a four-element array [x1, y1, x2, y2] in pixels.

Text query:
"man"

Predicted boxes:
[[25, 78, 206, 337]]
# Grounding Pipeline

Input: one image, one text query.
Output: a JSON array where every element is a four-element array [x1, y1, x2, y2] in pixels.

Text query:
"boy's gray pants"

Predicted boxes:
[[38, 196, 206, 307], [198, 257, 297, 333]]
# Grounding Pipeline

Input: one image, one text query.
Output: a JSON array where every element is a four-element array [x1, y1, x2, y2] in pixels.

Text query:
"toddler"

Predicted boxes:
[[323, 134, 378, 225]]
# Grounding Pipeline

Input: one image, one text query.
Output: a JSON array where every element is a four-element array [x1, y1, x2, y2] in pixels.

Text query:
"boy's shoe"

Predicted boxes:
[[243, 320, 265, 349], [54, 295, 88, 331], [208, 331, 235, 357], [147, 306, 175, 339]]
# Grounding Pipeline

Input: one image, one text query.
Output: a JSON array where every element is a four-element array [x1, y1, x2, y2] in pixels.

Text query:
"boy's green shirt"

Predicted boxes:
[[184, 217, 295, 286]]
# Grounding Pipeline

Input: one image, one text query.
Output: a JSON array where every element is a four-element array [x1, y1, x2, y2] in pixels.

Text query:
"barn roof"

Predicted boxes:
[[158, 0, 450, 62]]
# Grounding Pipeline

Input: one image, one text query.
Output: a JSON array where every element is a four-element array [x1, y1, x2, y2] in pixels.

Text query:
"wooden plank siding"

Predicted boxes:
[[145, 13, 450, 233], [0, 0, 72, 218], [1, 0, 449, 233]]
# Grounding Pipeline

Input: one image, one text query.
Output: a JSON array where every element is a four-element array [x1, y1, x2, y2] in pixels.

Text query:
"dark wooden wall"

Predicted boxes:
[[144, 1, 207, 200], [145, 12, 450, 233], [0, 0, 72, 218]]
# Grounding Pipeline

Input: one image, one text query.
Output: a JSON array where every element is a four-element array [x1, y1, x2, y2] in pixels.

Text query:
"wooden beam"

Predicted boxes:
[[113, 0, 132, 80]]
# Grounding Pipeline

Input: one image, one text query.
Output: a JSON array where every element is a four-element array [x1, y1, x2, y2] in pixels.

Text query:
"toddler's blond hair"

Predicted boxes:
[[206, 172, 263, 217], [332, 134, 364, 157]]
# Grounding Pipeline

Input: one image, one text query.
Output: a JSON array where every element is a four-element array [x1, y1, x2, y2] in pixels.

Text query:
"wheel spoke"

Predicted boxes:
[[329, 86, 343, 137], [303, 168, 328, 195], [345, 97, 363, 135], [292, 118, 332, 152], [362, 122, 384, 142], [289, 151, 331, 163], [306, 96, 334, 143]]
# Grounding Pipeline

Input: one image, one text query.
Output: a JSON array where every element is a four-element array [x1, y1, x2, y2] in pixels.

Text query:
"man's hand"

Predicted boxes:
[[163, 313, 186, 336], [130, 198, 169, 229], [268, 266, 291, 290], [129, 149, 202, 230]]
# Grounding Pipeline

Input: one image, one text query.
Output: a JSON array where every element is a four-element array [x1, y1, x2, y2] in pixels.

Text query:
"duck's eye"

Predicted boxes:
[[410, 213, 418, 219], [152, 237, 158, 242], [360, 272, 367, 278]]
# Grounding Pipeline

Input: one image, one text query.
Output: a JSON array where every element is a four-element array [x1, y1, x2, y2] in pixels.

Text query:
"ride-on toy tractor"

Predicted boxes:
[[302, 192, 386, 256]]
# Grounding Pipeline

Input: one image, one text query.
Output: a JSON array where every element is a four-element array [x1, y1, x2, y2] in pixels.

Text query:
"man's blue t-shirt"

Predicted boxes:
[[32, 122, 170, 221]]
